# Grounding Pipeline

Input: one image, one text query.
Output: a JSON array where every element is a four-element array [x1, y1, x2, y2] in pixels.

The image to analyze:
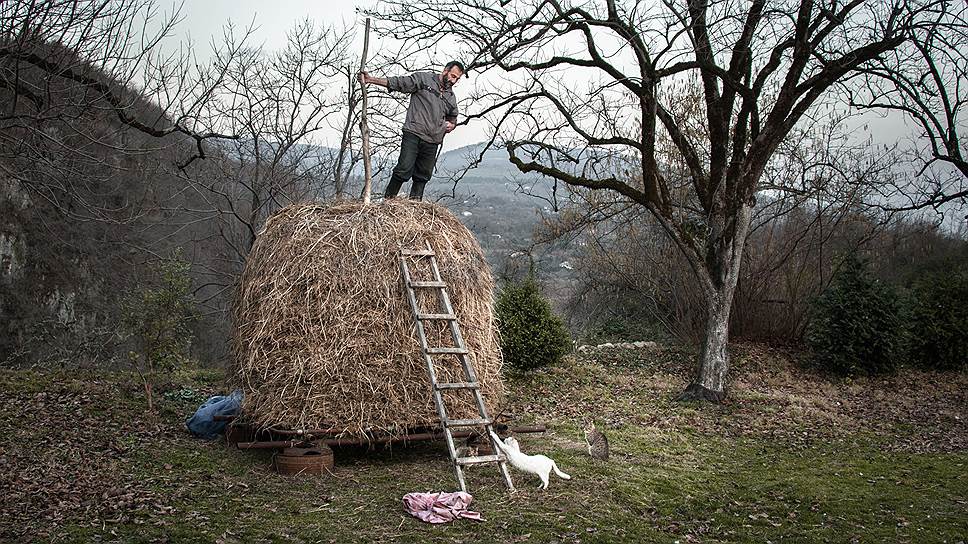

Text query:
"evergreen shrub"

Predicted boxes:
[[806, 254, 903, 375], [496, 274, 571, 372], [907, 270, 968, 371]]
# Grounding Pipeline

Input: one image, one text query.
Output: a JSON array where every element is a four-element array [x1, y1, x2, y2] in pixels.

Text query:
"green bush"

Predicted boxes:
[[496, 274, 571, 372], [121, 250, 197, 412], [907, 270, 968, 371], [806, 254, 903, 375]]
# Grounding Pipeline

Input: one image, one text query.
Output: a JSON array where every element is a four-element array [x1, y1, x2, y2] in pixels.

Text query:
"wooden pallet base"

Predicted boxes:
[[233, 424, 546, 450]]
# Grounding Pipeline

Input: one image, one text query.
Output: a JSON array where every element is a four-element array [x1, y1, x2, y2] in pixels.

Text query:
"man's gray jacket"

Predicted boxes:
[[387, 71, 458, 144]]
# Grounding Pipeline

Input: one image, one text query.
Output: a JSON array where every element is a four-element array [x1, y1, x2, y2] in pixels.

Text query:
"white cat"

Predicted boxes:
[[489, 431, 571, 489]]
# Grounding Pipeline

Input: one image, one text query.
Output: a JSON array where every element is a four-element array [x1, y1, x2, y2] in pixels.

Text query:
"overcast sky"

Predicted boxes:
[[172, 1, 918, 155], [174, 1, 490, 151], [177, 1, 496, 150], [165, 2, 967, 228], [178, 1, 360, 51]]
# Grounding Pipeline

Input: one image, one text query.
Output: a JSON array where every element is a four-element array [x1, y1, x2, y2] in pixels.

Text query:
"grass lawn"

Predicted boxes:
[[0, 343, 965, 543]]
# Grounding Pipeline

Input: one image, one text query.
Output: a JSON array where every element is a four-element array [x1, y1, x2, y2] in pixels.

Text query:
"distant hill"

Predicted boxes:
[[427, 144, 581, 290]]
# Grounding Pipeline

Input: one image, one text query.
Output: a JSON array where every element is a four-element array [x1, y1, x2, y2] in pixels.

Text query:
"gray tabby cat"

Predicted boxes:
[[584, 422, 609, 461]]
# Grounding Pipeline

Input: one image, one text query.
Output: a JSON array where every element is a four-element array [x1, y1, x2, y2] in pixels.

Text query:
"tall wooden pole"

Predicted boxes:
[[359, 17, 373, 204]]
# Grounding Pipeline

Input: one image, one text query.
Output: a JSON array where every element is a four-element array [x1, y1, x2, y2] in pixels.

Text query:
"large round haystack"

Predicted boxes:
[[233, 199, 504, 438]]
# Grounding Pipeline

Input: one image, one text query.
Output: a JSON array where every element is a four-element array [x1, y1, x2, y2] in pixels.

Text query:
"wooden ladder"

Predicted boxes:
[[399, 241, 515, 493]]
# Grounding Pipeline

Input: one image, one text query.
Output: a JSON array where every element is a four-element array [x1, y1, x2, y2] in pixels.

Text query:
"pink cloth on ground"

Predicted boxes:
[[402, 491, 484, 524]]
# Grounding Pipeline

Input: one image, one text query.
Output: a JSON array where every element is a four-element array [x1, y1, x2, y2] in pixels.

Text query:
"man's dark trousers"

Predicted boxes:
[[384, 130, 440, 201]]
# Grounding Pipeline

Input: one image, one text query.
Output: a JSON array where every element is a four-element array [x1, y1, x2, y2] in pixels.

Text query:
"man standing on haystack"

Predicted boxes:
[[359, 61, 464, 201]]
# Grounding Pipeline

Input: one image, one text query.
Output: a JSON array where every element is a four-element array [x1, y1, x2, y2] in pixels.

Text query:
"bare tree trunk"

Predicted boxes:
[[145, 381, 155, 415], [137, 367, 155, 415], [681, 291, 731, 402], [679, 203, 752, 403]]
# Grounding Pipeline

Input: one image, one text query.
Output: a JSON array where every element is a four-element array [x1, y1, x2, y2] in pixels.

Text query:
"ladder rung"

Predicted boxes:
[[417, 313, 457, 321], [456, 454, 504, 466], [409, 281, 447, 288], [435, 382, 479, 390], [400, 249, 436, 256], [445, 418, 491, 427], [426, 347, 469, 355]]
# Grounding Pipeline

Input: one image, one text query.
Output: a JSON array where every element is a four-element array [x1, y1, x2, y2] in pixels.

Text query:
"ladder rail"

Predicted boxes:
[[400, 255, 467, 492], [426, 244, 494, 424], [399, 242, 515, 493], [426, 243, 479, 380]]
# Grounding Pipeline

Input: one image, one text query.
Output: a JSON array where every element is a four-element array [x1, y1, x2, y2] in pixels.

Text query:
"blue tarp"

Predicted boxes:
[[186, 390, 243, 439]]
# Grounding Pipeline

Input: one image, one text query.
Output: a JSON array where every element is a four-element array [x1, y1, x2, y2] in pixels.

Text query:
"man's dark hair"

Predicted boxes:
[[444, 60, 465, 74]]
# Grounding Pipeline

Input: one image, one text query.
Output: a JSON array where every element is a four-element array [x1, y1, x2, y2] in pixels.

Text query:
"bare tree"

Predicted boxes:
[[0, 0, 239, 195], [333, 64, 364, 197], [371, 0, 953, 401], [554, 108, 899, 343], [847, 3, 968, 213], [173, 19, 356, 296], [0, 0, 252, 363]]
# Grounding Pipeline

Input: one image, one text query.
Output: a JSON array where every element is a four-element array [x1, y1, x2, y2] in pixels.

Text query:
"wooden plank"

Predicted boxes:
[[435, 381, 479, 390], [410, 280, 447, 288], [417, 313, 456, 320], [456, 454, 504, 465], [359, 18, 373, 204], [445, 418, 491, 427], [426, 347, 469, 355]]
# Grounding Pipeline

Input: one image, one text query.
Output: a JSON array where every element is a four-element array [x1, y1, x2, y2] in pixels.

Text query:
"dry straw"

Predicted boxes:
[[233, 199, 504, 438]]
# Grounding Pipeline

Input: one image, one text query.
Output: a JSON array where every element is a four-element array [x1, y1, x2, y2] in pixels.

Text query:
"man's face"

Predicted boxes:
[[441, 66, 463, 89]]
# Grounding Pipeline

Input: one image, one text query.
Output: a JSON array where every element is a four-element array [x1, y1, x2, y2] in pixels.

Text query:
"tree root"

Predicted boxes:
[[676, 383, 726, 404]]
